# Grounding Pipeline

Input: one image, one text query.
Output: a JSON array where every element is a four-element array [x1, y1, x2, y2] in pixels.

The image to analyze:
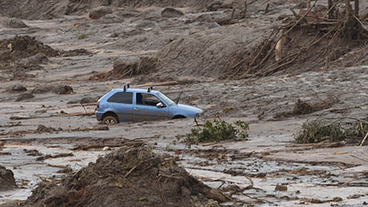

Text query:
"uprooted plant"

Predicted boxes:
[[295, 117, 368, 145], [185, 119, 249, 147]]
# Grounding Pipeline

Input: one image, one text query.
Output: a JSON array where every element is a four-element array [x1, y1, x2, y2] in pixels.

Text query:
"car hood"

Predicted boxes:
[[172, 104, 203, 116]]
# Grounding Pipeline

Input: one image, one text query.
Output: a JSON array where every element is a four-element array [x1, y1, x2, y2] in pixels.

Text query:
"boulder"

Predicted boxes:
[[161, 8, 184, 18]]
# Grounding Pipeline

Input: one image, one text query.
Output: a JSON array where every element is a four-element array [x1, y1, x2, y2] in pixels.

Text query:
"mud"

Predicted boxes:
[[1, 0, 368, 206]]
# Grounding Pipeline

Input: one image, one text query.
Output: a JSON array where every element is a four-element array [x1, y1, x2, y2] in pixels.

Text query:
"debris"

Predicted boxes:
[[23, 146, 229, 206]]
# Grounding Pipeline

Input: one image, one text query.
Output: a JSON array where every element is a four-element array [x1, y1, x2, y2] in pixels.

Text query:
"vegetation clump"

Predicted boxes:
[[185, 119, 249, 145], [295, 118, 368, 144]]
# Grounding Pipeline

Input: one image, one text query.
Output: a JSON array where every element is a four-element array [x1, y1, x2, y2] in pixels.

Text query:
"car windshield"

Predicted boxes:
[[156, 92, 175, 106]]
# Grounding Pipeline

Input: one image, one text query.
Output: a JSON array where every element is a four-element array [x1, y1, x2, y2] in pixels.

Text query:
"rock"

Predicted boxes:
[[52, 85, 74, 94], [32, 86, 54, 94], [0, 165, 16, 191], [6, 84, 27, 92], [89, 6, 113, 19], [275, 184, 287, 191], [15, 92, 34, 102], [161, 8, 184, 18]]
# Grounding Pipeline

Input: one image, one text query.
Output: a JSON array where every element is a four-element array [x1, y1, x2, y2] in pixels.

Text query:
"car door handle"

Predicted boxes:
[[134, 107, 140, 111]]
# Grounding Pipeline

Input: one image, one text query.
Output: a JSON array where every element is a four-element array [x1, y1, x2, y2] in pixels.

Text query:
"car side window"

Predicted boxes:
[[136, 93, 165, 107], [107, 92, 133, 104]]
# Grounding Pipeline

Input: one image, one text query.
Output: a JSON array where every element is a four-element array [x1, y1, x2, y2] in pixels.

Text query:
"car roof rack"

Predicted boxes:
[[147, 86, 153, 92], [123, 84, 130, 92]]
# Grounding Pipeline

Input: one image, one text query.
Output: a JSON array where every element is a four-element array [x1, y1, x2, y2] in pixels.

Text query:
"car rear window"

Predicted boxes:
[[107, 92, 133, 104]]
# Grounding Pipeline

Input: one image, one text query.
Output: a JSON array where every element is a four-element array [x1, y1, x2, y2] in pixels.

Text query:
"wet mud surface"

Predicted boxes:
[[1, 0, 368, 206]]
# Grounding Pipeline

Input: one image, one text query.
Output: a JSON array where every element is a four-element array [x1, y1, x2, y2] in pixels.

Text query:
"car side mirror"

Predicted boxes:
[[156, 102, 165, 108]]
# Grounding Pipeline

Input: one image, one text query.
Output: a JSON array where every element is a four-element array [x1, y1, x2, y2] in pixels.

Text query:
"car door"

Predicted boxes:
[[106, 92, 133, 122], [133, 92, 169, 122]]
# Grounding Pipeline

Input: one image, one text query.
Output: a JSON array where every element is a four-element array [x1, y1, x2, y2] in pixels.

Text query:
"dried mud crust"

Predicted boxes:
[[23, 145, 228, 207]]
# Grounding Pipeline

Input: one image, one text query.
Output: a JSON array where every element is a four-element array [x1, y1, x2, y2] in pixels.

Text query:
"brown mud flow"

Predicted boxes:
[[1, 0, 368, 206]]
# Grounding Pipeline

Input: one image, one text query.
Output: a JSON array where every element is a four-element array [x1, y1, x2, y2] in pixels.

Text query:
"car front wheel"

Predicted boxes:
[[102, 115, 118, 125]]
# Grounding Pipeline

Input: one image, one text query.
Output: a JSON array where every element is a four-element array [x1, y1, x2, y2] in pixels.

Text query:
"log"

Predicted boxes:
[[138, 81, 179, 87]]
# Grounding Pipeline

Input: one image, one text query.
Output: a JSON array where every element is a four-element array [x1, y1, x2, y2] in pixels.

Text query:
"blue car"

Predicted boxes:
[[95, 86, 203, 124]]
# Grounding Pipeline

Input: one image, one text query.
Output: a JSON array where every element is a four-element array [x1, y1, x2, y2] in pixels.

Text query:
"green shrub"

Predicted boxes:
[[77, 30, 87, 40], [295, 118, 368, 144], [295, 119, 346, 144], [185, 119, 249, 146]]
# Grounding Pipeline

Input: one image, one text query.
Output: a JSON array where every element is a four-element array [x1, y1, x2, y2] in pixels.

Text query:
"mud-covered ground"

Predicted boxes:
[[1, 0, 368, 206]]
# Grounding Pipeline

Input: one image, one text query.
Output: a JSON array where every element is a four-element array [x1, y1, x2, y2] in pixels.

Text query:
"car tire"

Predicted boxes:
[[173, 115, 186, 119], [102, 115, 118, 125]]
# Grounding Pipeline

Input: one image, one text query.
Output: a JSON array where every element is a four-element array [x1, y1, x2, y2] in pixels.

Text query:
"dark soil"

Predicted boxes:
[[0, 166, 16, 191], [22, 145, 227, 207]]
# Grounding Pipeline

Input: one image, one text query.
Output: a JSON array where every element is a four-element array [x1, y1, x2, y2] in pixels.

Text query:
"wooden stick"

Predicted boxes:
[[359, 131, 368, 146], [323, 0, 343, 18], [123, 166, 137, 178], [264, 3, 269, 14]]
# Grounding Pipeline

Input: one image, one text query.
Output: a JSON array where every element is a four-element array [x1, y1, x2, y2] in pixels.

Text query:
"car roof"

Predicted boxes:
[[111, 87, 159, 94]]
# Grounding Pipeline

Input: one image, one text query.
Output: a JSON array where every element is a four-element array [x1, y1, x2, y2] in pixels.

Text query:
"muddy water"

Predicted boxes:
[[0, 144, 109, 204]]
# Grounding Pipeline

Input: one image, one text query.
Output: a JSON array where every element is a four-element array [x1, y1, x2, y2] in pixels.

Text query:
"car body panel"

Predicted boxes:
[[95, 87, 203, 123]]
